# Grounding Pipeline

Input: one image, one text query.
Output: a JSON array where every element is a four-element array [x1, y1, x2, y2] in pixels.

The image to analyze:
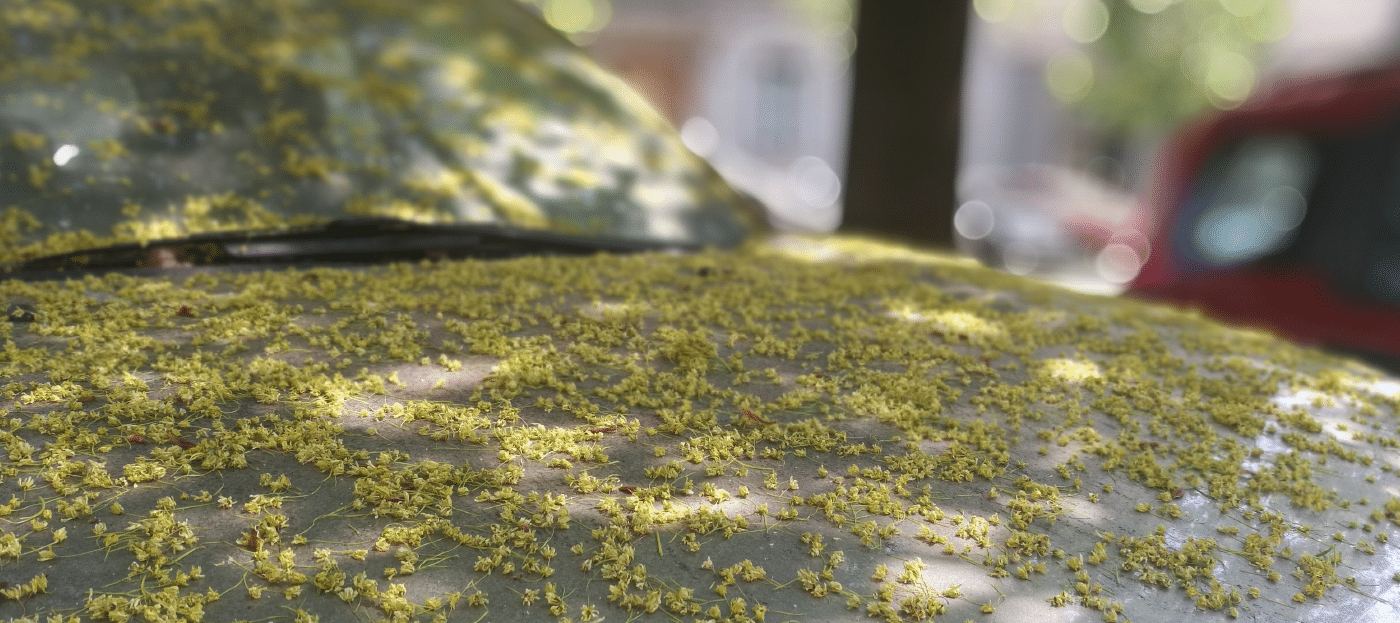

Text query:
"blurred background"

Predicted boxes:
[[519, 0, 857, 234], [516, 0, 1400, 292]]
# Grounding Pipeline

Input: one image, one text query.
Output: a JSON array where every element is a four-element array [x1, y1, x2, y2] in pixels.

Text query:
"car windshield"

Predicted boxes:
[[0, 0, 763, 266]]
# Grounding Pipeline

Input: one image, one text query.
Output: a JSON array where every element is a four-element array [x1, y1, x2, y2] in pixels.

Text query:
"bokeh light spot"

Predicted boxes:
[[680, 117, 719, 157], [789, 156, 842, 210], [542, 0, 612, 34], [1244, 1, 1292, 42], [1127, 0, 1174, 14], [1045, 49, 1094, 102], [1220, 0, 1266, 18], [973, 0, 1015, 23], [954, 201, 995, 241], [1063, 0, 1110, 44], [1095, 243, 1142, 285], [1205, 48, 1256, 107]]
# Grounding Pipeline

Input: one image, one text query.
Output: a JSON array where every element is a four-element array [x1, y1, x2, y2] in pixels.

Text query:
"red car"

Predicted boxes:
[[1130, 64, 1400, 363]]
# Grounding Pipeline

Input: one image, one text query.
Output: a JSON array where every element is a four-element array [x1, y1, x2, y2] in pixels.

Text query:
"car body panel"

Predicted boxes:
[[4, 2, 1400, 622], [1, 235, 1399, 622], [0, 0, 764, 266]]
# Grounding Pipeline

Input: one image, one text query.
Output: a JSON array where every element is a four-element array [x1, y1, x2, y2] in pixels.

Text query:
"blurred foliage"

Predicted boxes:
[[1083, 0, 1288, 132], [978, 0, 1290, 134], [780, 0, 857, 58]]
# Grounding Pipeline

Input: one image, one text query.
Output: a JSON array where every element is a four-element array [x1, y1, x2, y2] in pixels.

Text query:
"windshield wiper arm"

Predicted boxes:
[[6, 218, 696, 273]]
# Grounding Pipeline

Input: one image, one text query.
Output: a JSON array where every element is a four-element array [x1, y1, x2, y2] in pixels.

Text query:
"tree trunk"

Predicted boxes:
[[840, 0, 969, 249]]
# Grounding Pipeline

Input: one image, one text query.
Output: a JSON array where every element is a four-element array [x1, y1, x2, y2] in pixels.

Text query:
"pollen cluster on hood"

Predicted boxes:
[[0, 234, 1397, 623]]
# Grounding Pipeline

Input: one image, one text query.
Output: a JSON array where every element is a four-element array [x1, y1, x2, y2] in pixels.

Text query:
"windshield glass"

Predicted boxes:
[[1184, 135, 1316, 267], [0, 0, 762, 264]]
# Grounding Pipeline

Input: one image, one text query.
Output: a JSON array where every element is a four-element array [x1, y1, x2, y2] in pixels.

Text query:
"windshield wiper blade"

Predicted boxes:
[[6, 218, 696, 273]]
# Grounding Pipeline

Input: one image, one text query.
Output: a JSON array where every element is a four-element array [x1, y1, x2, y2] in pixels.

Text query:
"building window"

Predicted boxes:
[[748, 45, 803, 162]]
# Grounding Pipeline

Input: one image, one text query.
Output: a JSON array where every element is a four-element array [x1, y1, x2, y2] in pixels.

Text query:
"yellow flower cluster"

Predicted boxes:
[[0, 232, 1396, 622]]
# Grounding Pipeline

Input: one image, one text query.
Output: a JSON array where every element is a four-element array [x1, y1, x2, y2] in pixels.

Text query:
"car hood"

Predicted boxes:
[[1, 235, 1397, 623], [0, 0, 764, 266]]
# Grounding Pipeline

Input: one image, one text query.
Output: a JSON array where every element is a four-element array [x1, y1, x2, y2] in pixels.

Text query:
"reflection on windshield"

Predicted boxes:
[[1190, 136, 1316, 266], [0, 0, 761, 265]]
